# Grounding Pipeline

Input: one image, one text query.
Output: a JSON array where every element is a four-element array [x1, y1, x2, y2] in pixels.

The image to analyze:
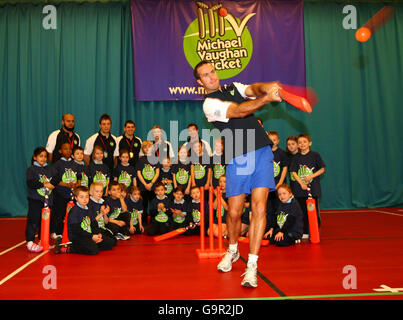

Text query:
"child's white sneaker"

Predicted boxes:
[[115, 233, 130, 240], [27, 241, 43, 253]]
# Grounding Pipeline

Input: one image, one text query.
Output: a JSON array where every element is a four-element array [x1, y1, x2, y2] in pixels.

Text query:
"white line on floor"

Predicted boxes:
[[0, 250, 49, 286], [374, 210, 403, 217], [0, 241, 26, 256]]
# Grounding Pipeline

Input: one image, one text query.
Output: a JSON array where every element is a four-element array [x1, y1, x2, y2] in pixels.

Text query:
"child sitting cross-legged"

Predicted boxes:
[[55, 186, 115, 254]]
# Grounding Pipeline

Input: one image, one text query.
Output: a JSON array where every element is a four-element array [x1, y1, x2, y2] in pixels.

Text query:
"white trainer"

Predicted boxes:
[[241, 262, 258, 288], [217, 249, 240, 272]]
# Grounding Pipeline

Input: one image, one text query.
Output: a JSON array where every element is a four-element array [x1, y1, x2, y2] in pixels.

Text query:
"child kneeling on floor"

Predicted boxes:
[[55, 186, 115, 254], [264, 184, 303, 246]]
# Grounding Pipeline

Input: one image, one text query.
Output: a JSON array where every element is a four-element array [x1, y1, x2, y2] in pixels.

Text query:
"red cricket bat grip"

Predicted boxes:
[[278, 88, 312, 113]]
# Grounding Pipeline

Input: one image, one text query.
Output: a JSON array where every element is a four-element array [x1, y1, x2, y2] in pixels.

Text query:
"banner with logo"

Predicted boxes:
[[131, 0, 305, 100]]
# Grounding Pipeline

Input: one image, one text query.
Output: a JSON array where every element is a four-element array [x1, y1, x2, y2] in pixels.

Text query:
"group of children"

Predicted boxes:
[[25, 128, 325, 254], [265, 131, 326, 245]]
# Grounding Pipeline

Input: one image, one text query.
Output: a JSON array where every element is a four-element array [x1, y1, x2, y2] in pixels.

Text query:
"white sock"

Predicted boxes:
[[248, 254, 258, 265], [229, 243, 238, 253]]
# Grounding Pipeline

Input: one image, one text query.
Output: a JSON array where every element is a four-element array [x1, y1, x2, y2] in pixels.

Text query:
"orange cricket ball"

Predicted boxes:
[[355, 27, 371, 42], [218, 7, 228, 17]]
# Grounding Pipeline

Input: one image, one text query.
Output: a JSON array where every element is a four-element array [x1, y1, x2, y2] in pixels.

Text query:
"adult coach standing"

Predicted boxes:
[[116, 120, 143, 167], [84, 114, 118, 173], [194, 61, 282, 288], [46, 113, 80, 163], [184, 123, 213, 157]]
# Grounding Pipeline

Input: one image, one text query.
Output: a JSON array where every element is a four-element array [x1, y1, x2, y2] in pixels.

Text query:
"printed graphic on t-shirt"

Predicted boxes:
[[173, 213, 186, 224], [109, 208, 122, 220], [277, 212, 288, 229], [93, 171, 107, 187], [118, 171, 132, 187], [142, 164, 155, 180], [37, 175, 53, 196], [273, 161, 280, 178], [298, 165, 314, 184], [97, 214, 106, 229], [155, 211, 169, 223], [194, 164, 206, 180], [176, 168, 189, 184], [213, 164, 225, 179], [192, 209, 200, 223], [130, 209, 141, 225], [62, 168, 77, 184], [80, 173, 89, 187], [81, 216, 92, 233]]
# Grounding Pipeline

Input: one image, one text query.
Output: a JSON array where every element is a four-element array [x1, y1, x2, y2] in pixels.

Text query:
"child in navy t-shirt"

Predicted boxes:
[[190, 141, 212, 201], [87, 182, 117, 244], [103, 181, 131, 240], [169, 186, 191, 231], [52, 142, 80, 238], [289, 134, 325, 237], [25, 147, 56, 253], [264, 184, 303, 246], [72, 146, 90, 187], [267, 131, 289, 217], [147, 182, 171, 236], [136, 141, 160, 224], [59, 186, 115, 255], [126, 186, 144, 234], [113, 149, 137, 189], [88, 145, 110, 194], [159, 157, 174, 199], [172, 145, 192, 198], [211, 138, 226, 189], [209, 176, 228, 238]]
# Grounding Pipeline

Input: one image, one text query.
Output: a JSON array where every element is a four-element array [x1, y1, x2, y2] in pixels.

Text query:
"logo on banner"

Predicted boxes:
[[183, 2, 255, 79]]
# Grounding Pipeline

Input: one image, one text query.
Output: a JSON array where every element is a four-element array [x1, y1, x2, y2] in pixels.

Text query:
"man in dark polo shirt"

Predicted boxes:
[[46, 113, 80, 163], [115, 120, 142, 167], [183, 123, 212, 159], [84, 114, 118, 173], [194, 61, 282, 288]]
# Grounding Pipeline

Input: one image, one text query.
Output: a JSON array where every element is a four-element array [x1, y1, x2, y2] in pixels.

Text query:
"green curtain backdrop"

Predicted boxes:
[[0, 1, 402, 216], [304, 2, 403, 209]]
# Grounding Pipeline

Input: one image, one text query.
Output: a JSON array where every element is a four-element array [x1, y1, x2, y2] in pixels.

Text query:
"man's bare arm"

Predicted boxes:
[[226, 83, 282, 119], [245, 82, 281, 98]]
